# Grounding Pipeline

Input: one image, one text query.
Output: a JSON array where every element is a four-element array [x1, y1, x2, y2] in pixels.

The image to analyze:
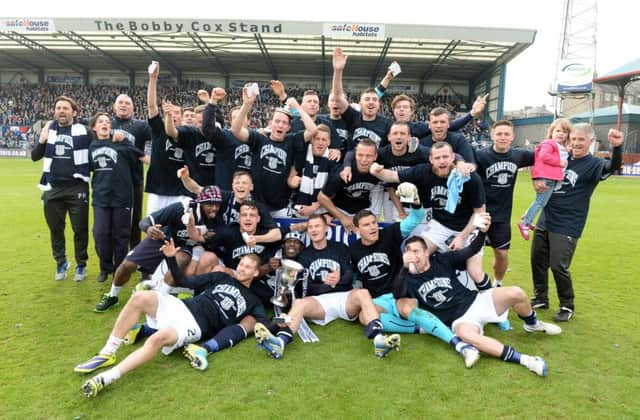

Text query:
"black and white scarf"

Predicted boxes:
[[38, 121, 90, 191], [223, 193, 254, 224], [293, 145, 330, 206]]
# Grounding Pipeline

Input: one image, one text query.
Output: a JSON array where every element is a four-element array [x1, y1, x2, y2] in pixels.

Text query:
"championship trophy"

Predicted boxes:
[[271, 259, 307, 308], [272, 259, 319, 342]]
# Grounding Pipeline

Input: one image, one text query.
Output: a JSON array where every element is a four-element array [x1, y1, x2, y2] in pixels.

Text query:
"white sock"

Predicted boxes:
[[493, 278, 502, 287], [100, 335, 123, 356], [109, 284, 122, 297], [99, 366, 121, 386]]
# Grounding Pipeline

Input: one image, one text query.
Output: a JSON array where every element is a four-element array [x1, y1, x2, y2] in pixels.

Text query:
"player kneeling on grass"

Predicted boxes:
[[74, 240, 267, 397], [254, 214, 401, 360], [394, 212, 562, 377]]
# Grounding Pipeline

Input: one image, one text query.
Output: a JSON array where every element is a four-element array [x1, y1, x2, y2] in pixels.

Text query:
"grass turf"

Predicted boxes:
[[1, 159, 639, 418]]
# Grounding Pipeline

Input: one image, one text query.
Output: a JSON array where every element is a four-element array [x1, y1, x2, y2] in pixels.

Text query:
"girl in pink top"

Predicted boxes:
[[518, 119, 572, 240]]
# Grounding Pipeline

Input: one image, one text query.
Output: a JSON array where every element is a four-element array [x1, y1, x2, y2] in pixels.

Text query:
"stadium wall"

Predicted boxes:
[[511, 116, 554, 147], [511, 114, 640, 155]]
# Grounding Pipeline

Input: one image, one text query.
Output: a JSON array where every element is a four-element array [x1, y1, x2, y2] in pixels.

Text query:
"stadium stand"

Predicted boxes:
[[0, 82, 486, 150]]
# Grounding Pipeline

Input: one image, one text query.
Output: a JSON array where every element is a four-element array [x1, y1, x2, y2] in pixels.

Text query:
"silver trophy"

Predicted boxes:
[[271, 259, 306, 308]]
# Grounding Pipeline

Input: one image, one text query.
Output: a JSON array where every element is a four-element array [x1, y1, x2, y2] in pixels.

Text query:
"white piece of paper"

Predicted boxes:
[[247, 83, 260, 97], [388, 61, 401, 77], [148, 61, 158, 75]]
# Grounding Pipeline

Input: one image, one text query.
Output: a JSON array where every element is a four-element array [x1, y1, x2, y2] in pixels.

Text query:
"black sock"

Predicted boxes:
[[277, 326, 294, 346], [518, 310, 537, 326], [139, 324, 157, 340], [500, 345, 521, 364], [449, 335, 463, 353], [476, 273, 491, 291], [364, 319, 383, 339], [203, 324, 247, 353]]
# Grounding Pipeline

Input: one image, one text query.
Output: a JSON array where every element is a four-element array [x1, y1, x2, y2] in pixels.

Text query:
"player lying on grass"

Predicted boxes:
[[74, 242, 266, 397], [394, 213, 562, 377], [253, 214, 402, 360], [348, 187, 481, 368]]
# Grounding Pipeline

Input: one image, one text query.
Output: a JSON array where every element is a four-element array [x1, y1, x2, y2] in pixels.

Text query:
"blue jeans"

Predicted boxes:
[[523, 179, 558, 226]]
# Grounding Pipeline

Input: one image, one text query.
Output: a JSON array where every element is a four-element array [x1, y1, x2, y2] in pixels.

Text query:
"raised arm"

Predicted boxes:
[[286, 97, 317, 141], [162, 101, 178, 140], [163, 239, 220, 292], [147, 62, 160, 119], [331, 48, 350, 114], [603, 128, 624, 177], [270, 80, 288, 102], [449, 94, 488, 131], [177, 165, 203, 194], [470, 94, 488, 119], [201, 88, 226, 140], [376, 69, 395, 98], [31, 120, 52, 161], [185, 210, 206, 243], [230, 85, 256, 142]]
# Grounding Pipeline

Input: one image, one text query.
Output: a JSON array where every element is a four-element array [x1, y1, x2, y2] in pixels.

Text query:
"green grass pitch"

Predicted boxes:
[[1, 158, 639, 418]]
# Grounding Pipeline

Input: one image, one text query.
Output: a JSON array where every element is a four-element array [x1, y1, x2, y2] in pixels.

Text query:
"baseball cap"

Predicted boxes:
[[196, 186, 223, 204], [283, 230, 304, 244]]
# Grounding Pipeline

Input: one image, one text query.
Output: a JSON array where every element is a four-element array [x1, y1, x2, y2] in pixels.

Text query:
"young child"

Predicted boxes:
[[518, 118, 572, 240]]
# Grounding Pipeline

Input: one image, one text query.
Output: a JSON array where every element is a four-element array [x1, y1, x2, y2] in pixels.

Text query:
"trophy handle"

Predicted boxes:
[[299, 268, 309, 298]]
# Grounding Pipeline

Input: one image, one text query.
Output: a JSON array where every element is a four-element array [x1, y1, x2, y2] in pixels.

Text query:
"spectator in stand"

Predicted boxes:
[[0, 83, 472, 140]]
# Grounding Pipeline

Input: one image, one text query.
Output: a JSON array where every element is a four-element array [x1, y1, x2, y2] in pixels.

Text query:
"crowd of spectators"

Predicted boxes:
[[0, 81, 485, 148]]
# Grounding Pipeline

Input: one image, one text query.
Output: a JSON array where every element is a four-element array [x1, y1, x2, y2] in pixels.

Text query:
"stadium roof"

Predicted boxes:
[[594, 57, 640, 84], [571, 103, 640, 119], [593, 58, 640, 129], [0, 17, 535, 87]]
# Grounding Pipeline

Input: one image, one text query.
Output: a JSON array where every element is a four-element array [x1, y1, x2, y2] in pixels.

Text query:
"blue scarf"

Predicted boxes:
[[38, 121, 90, 191], [445, 169, 470, 214]]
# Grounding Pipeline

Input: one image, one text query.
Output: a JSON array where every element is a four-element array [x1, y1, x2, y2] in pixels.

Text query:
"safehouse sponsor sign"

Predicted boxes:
[[323, 23, 385, 39], [0, 19, 54, 32]]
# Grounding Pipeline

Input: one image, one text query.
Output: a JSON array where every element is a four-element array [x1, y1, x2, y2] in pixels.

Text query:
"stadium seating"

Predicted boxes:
[[0, 81, 488, 149]]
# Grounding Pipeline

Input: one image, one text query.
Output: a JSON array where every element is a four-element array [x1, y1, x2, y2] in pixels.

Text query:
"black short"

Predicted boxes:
[[485, 222, 511, 250], [127, 236, 192, 273]]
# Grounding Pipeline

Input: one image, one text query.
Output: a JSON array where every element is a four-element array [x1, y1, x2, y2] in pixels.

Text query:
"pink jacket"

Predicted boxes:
[[531, 139, 564, 180]]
